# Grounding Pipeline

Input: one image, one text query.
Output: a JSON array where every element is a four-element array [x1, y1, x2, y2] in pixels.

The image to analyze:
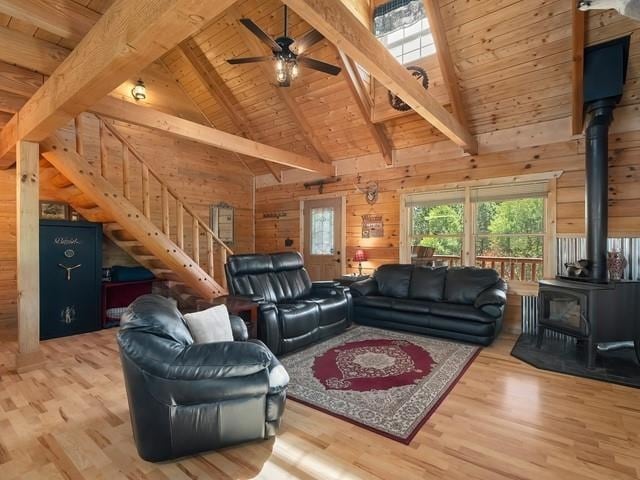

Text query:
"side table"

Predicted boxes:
[[196, 296, 259, 338]]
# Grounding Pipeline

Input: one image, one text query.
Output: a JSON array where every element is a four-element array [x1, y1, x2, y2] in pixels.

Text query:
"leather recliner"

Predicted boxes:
[[117, 295, 287, 462], [225, 252, 352, 355], [351, 265, 507, 346]]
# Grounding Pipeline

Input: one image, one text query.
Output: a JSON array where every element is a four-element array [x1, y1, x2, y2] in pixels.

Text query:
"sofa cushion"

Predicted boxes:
[[374, 264, 413, 298], [444, 267, 500, 305], [277, 303, 319, 338], [390, 298, 431, 315], [409, 266, 447, 301], [428, 302, 496, 323], [303, 296, 348, 326], [352, 296, 394, 309]]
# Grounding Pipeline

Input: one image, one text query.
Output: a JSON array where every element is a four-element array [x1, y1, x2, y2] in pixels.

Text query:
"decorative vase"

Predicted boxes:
[[607, 250, 627, 280]]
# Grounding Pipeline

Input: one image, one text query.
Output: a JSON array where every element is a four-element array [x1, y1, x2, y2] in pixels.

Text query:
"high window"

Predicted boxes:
[[404, 181, 550, 283], [374, 0, 435, 64]]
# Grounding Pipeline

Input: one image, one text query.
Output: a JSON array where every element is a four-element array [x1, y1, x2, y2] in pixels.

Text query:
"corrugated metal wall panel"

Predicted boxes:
[[521, 237, 639, 337]]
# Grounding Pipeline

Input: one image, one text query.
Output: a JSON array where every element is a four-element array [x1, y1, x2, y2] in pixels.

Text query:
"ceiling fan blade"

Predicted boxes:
[[239, 18, 282, 52], [227, 56, 273, 65], [292, 28, 324, 53], [298, 56, 342, 76]]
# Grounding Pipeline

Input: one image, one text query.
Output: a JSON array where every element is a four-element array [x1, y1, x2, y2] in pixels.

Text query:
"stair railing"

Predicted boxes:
[[75, 113, 233, 289]]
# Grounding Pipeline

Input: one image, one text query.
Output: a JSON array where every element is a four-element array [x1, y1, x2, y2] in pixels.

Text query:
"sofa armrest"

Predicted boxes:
[[258, 302, 282, 354], [171, 341, 272, 380], [349, 277, 379, 297], [312, 281, 340, 288], [229, 314, 248, 342], [474, 279, 508, 316], [311, 282, 348, 298]]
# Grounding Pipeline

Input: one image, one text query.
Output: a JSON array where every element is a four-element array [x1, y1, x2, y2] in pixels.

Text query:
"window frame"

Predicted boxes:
[[372, 0, 436, 65], [400, 173, 560, 294]]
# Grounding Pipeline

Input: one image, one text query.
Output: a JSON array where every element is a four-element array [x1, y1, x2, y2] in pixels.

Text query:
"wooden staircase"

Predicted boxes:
[[39, 114, 233, 304]]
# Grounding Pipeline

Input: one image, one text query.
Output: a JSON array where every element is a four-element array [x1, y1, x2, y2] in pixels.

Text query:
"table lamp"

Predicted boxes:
[[353, 249, 368, 276]]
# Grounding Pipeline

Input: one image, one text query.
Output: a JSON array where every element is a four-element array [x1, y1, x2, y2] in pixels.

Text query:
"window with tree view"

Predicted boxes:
[[408, 190, 465, 266], [474, 197, 545, 281], [405, 182, 548, 282]]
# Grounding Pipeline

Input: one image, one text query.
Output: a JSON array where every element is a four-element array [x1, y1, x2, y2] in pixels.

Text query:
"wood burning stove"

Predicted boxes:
[[537, 279, 640, 368], [536, 36, 640, 369]]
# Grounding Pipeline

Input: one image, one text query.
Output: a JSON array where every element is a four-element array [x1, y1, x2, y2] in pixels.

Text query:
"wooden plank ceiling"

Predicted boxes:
[[0, 0, 639, 176]]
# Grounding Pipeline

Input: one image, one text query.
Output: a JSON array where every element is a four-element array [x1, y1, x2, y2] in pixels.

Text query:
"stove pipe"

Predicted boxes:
[[584, 100, 614, 282], [579, 36, 630, 282]]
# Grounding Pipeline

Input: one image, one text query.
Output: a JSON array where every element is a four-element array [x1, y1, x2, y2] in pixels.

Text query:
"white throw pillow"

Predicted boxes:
[[183, 305, 234, 344]]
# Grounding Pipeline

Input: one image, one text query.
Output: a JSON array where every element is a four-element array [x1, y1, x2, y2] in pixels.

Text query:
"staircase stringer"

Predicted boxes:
[[40, 134, 225, 300]]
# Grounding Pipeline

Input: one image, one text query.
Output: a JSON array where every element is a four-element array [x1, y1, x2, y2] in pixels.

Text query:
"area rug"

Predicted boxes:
[[280, 326, 480, 444], [511, 334, 640, 388]]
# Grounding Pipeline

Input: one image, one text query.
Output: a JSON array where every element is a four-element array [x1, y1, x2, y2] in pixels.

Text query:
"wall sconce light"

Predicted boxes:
[[131, 79, 146, 101]]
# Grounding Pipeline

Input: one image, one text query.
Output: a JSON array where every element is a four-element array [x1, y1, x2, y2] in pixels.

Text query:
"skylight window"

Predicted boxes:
[[374, 0, 435, 65]]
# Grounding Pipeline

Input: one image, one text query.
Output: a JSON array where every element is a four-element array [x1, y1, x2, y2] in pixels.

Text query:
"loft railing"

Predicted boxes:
[[73, 114, 233, 287]]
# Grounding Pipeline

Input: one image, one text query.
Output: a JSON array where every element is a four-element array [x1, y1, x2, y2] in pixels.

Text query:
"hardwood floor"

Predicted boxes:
[[1, 327, 639, 480]]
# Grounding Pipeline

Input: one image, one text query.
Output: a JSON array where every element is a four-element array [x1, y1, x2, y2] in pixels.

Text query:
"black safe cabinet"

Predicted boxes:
[[40, 221, 102, 340]]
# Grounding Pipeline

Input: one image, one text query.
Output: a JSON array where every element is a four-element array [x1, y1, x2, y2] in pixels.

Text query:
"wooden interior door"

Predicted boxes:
[[304, 198, 342, 281]]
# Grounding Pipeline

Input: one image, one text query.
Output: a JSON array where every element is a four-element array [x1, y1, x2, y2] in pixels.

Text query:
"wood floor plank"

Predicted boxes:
[[0, 328, 639, 479]]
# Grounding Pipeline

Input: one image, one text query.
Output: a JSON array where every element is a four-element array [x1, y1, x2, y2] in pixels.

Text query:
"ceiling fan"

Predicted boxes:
[[227, 6, 341, 87]]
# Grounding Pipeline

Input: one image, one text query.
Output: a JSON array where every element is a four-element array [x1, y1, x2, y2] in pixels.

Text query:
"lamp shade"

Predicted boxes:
[[353, 249, 368, 262]]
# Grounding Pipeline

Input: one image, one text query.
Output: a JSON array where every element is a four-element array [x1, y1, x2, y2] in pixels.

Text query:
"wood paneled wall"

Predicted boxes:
[[255, 130, 640, 275], [0, 119, 255, 326]]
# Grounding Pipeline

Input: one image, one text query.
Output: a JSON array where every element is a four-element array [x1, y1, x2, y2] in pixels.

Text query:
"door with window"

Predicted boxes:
[[304, 198, 342, 281]]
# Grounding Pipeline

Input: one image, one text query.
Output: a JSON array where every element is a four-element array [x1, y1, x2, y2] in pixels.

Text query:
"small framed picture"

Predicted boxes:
[[40, 201, 69, 220]]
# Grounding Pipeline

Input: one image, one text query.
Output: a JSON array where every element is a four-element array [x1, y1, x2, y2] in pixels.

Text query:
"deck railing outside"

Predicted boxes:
[[412, 254, 543, 281]]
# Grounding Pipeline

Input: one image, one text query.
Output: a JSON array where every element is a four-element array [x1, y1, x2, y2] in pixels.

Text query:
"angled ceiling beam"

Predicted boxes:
[[571, 3, 586, 135], [178, 40, 282, 182], [0, 0, 241, 167], [281, 0, 477, 154], [0, 0, 100, 43], [422, 0, 469, 128], [225, 6, 333, 164], [336, 50, 393, 165], [90, 97, 334, 176]]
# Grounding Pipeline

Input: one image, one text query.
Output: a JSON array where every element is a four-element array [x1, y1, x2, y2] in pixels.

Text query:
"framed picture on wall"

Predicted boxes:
[[40, 201, 69, 220], [210, 203, 234, 244]]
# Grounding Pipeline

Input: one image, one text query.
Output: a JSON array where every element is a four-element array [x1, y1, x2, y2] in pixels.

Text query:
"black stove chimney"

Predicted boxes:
[[578, 36, 630, 282], [584, 100, 614, 282]]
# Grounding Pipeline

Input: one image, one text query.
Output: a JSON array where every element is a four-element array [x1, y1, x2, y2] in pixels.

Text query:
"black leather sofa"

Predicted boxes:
[[117, 295, 287, 462], [225, 252, 352, 355], [350, 265, 507, 345]]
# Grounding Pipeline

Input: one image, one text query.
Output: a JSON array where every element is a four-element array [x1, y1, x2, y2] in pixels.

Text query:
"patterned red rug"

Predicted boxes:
[[280, 326, 480, 444]]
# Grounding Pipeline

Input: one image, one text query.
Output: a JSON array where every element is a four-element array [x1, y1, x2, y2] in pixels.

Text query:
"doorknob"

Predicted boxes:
[[335, 258, 341, 263]]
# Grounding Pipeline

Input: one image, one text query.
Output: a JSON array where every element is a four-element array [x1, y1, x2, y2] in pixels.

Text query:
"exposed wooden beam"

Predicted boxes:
[[16, 140, 45, 372], [571, 3, 586, 135], [422, 0, 469, 128], [0, 0, 99, 43], [0, 25, 68, 75], [91, 97, 334, 176], [0, 61, 44, 97], [336, 50, 393, 165], [225, 6, 333, 164], [177, 40, 282, 182], [281, 0, 477, 154], [0, 0, 241, 167]]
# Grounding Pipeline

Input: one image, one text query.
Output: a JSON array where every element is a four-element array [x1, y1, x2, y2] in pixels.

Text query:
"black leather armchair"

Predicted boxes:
[[117, 295, 287, 462], [225, 252, 352, 355]]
